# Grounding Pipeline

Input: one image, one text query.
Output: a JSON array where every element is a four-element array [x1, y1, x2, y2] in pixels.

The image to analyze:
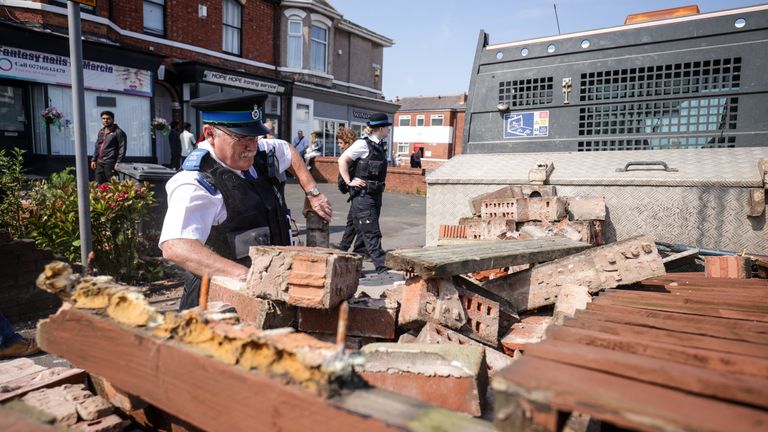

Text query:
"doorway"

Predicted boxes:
[[0, 82, 31, 154], [154, 84, 174, 165]]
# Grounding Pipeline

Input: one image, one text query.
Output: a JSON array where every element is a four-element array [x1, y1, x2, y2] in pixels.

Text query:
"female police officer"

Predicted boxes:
[[337, 113, 392, 274]]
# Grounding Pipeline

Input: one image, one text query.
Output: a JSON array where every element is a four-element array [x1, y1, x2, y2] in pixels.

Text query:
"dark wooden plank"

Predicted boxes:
[[525, 339, 768, 409], [385, 238, 589, 278], [595, 295, 768, 322], [586, 302, 768, 335], [599, 290, 768, 313], [561, 316, 768, 358], [546, 325, 768, 378], [575, 307, 768, 345], [36, 308, 493, 432], [493, 357, 768, 432]]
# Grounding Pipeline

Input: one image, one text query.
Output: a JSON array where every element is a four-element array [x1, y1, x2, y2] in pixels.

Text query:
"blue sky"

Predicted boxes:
[[330, 0, 761, 99]]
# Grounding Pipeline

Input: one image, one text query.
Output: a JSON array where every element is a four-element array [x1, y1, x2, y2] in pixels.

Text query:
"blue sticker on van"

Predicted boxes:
[[503, 111, 549, 139]]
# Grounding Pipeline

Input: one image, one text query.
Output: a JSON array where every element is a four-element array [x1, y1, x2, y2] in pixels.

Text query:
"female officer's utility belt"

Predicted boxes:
[[350, 180, 386, 197]]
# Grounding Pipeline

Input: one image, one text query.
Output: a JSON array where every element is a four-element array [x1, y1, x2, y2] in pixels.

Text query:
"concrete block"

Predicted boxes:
[[416, 322, 514, 375], [501, 316, 552, 354], [209, 277, 297, 328], [705, 256, 752, 279], [245, 246, 363, 309], [298, 297, 398, 339], [357, 343, 488, 416], [567, 196, 607, 221], [398, 277, 466, 330]]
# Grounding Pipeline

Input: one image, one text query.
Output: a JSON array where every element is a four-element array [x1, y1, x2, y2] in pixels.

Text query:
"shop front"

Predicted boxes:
[[0, 29, 162, 173], [291, 83, 399, 159], [171, 63, 291, 143]]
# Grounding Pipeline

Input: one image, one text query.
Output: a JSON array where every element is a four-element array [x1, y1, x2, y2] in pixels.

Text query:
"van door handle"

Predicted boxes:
[[616, 161, 679, 172]]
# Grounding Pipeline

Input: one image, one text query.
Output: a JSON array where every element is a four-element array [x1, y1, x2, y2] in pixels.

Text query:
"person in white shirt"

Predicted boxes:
[[179, 122, 196, 160], [159, 93, 331, 310]]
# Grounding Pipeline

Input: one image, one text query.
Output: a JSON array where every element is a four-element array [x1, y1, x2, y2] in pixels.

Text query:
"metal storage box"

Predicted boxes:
[[425, 148, 767, 253]]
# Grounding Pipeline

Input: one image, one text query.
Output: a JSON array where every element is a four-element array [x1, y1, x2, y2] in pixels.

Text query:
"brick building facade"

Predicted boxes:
[[391, 93, 467, 169], [0, 0, 395, 173]]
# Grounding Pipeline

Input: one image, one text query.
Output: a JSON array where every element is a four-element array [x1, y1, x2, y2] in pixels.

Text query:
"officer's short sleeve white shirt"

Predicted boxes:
[[341, 134, 380, 161], [158, 138, 292, 249]]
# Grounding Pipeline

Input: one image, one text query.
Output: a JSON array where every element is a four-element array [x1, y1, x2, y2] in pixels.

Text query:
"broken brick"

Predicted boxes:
[[501, 315, 552, 354], [398, 277, 466, 330], [705, 256, 752, 279], [518, 220, 594, 244], [357, 343, 488, 416], [457, 288, 501, 346], [462, 218, 513, 240], [73, 414, 129, 432], [566, 196, 606, 221], [245, 246, 362, 309], [298, 297, 398, 339], [438, 224, 467, 239], [209, 277, 297, 328], [553, 285, 592, 325], [416, 322, 514, 375]]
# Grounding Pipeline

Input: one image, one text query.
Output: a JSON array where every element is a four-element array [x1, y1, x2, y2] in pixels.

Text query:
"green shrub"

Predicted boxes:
[[0, 148, 31, 238], [27, 170, 155, 282]]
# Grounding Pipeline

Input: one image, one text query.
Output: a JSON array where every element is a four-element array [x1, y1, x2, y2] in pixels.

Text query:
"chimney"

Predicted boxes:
[[459, 92, 467, 104]]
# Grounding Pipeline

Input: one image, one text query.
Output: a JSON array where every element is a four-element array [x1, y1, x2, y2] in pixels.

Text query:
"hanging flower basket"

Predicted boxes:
[[41, 106, 64, 131], [151, 117, 169, 138]]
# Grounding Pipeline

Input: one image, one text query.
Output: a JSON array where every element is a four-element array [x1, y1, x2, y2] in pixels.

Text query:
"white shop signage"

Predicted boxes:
[[203, 70, 282, 94], [0, 46, 152, 97]]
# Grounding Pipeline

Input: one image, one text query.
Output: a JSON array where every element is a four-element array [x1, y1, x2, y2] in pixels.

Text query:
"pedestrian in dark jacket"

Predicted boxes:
[[90, 110, 127, 184], [410, 148, 422, 169], [169, 121, 182, 170]]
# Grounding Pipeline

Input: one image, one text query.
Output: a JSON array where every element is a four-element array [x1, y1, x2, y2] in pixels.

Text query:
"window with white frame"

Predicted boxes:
[[287, 18, 303, 69], [416, 115, 425, 126], [397, 142, 410, 154], [313, 118, 346, 156], [398, 116, 411, 126], [310, 25, 328, 73], [430, 114, 444, 126], [143, 0, 165, 35], [222, 0, 242, 55]]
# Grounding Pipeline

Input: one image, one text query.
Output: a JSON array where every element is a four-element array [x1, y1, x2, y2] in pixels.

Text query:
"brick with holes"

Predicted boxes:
[[398, 277, 466, 330], [416, 322, 514, 375], [481, 197, 567, 222], [456, 288, 500, 346]]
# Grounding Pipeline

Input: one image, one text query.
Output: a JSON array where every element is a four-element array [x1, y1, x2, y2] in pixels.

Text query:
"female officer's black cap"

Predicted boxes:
[[191, 93, 271, 136]]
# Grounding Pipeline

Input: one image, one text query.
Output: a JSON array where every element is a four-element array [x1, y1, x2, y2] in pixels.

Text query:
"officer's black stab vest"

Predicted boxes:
[[195, 151, 290, 264], [352, 137, 388, 184]]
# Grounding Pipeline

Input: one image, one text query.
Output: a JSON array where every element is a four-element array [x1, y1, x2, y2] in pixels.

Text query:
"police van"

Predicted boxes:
[[426, 5, 768, 253]]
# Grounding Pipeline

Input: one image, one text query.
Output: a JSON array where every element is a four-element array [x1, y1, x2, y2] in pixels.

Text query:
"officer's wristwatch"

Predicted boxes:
[[305, 187, 321, 197]]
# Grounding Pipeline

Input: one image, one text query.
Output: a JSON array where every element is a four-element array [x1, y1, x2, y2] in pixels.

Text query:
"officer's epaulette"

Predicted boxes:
[[195, 173, 219, 196], [182, 148, 209, 171]]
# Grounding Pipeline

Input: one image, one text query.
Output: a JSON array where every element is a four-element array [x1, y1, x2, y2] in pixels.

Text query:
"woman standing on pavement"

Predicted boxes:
[[334, 127, 365, 255]]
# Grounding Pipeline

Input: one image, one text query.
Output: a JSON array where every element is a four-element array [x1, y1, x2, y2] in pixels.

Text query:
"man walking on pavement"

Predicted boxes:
[[90, 110, 126, 184], [180, 122, 196, 164], [169, 121, 182, 170], [338, 113, 392, 274]]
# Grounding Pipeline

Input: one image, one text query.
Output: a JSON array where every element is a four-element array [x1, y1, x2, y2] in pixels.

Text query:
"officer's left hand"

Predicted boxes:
[[304, 193, 332, 221]]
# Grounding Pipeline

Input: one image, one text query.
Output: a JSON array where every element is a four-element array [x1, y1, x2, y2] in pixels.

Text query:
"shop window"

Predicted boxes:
[[296, 103, 310, 121], [310, 24, 328, 73], [143, 0, 165, 36], [416, 115, 425, 126], [431, 114, 444, 126], [46, 86, 151, 157], [313, 118, 346, 156], [397, 142, 410, 154], [287, 18, 303, 69], [398, 116, 411, 126], [31, 86, 49, 155], [222, 0, 242, 55], [265, 95, 281, 115], [350, 123, 365, 138]]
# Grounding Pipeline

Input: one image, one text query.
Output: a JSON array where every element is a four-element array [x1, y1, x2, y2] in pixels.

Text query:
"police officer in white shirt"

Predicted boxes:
[[159, 93, 331, 310]]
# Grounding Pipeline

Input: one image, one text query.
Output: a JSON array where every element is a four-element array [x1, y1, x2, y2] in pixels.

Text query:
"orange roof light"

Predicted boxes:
[[625, 5, 700, 25]]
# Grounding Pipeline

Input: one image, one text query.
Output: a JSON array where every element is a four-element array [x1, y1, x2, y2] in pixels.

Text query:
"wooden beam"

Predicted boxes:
[[36, 308, 493, 432], [385, 237, 590, 279], [492, 357, 768, 432]]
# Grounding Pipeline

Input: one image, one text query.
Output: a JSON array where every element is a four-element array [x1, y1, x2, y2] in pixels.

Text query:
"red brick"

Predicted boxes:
[[358, 343, 488, 416], [438, 225, 467, 239], [481, 197, 567, 222], [457, 288, 500, 346], [416, 322, 514, 375], [208, 277, 296, 329], [398, 277, 466, 330], [705, 256, 752, 279], [298, 297, 397, 339], [245, 247, 362, 309], [501, 315, 552, 354], [73, 414, 130, 432]]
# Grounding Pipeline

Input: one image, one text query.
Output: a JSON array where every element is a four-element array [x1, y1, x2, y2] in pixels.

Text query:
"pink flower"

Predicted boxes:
[[116, 192, 128, 201], [98, 183, 111, 192]]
